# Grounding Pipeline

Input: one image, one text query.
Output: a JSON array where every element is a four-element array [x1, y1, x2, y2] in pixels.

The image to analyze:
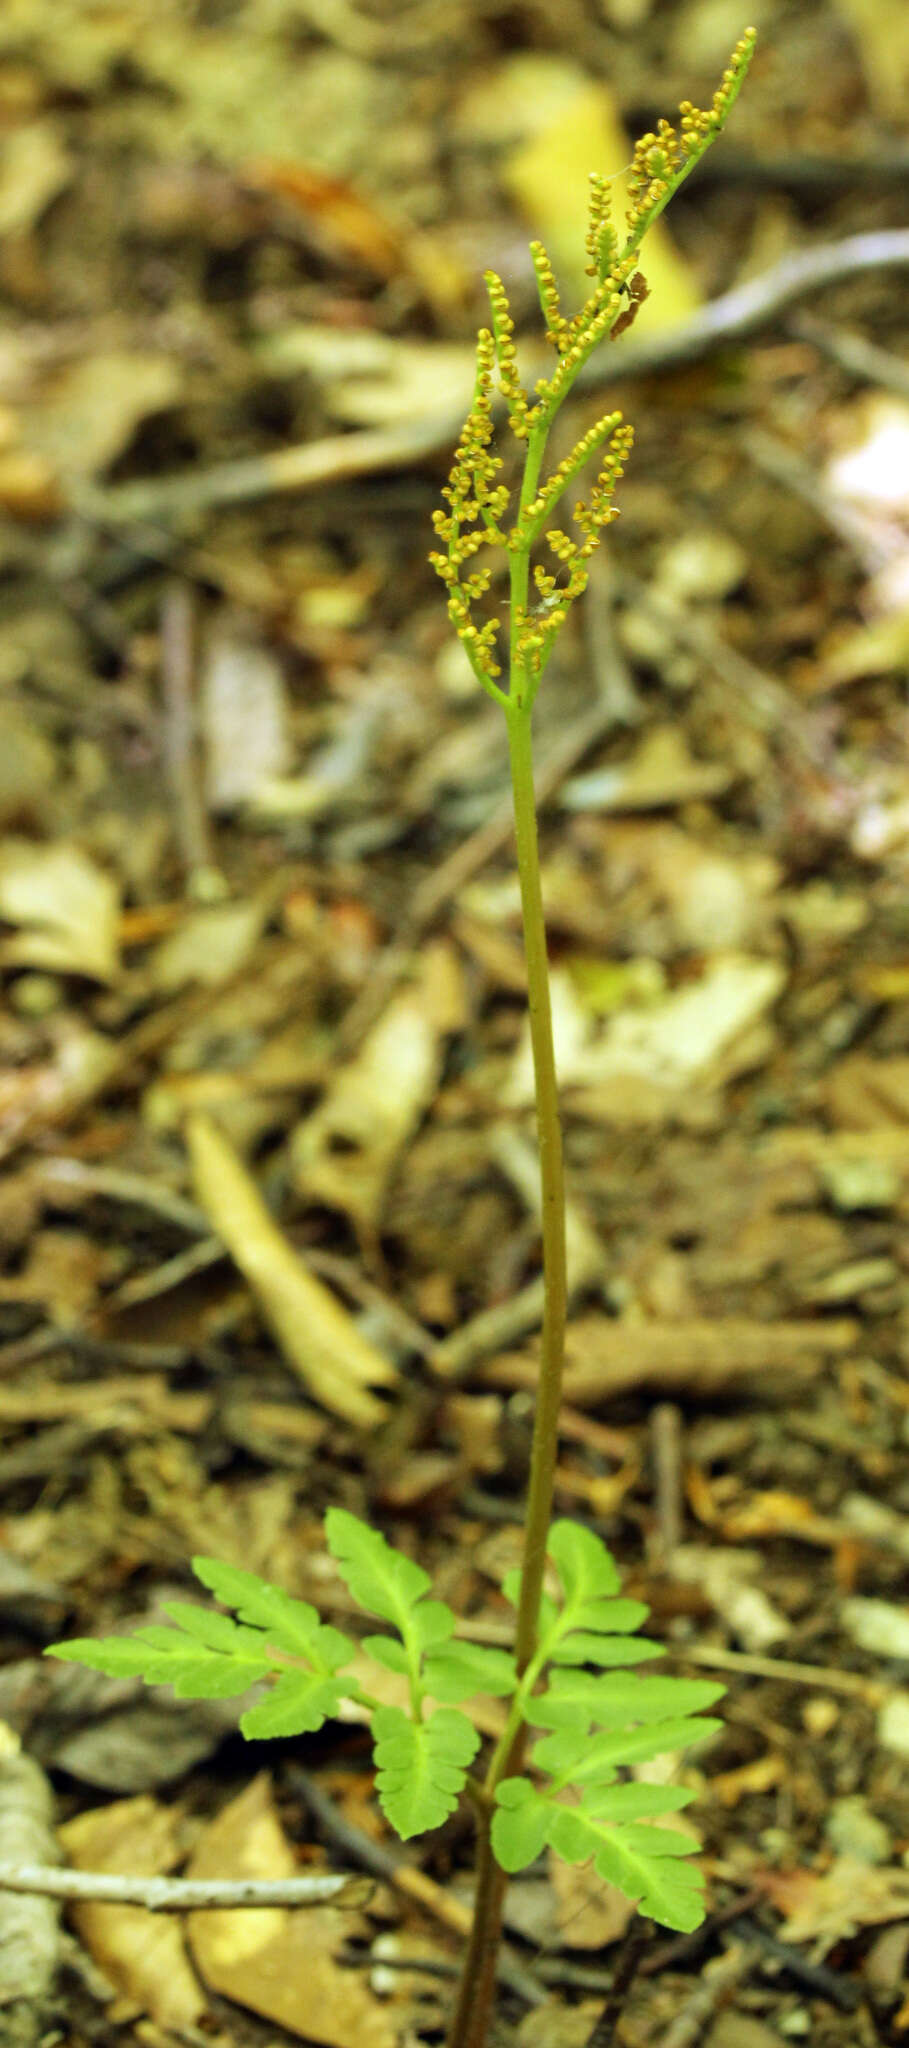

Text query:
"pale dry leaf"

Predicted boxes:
[[291, 952, 455, 1236], [0, 1743, 61, 2009], [0, 121, 72, 236], [458, 55, 700, 325], [761, 1855, 909, 1950], [841, 1597, 909, 1660], [187, 1112, 396, 1426], [257, 325, 474, 430], [549, 1848, 634, 1949], [508, 954, 784, 1103], [0, 838, 120, 981], [832, 0, 909, 118], [26, 351, 182, 478], [149, 896, 270, 992], [562, 725, 733, 813], [201, 614, 292, 811]]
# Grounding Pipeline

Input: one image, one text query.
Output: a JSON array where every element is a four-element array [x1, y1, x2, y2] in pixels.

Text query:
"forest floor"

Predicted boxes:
[[1, 1, 908, 2045]]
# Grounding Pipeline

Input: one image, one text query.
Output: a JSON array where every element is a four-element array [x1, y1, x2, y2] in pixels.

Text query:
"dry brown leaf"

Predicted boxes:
[[760, 1855, 909, 1950], [187, 1111, 396, 1426], [187, 1772, 395, 2048]]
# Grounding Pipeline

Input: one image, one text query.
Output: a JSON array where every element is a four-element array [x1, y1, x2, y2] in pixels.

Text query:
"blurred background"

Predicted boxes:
[[1, 2, 909, 2043]]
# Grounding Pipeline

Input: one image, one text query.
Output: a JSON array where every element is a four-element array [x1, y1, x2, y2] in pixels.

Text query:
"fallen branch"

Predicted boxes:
[[76, 230, 909, 528]]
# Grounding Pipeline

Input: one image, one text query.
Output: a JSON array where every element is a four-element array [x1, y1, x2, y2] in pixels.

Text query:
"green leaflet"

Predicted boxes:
[[538, 1521, 651, 1668], [362, 1635, 410, 1675], [548, 1520, 621, 1602], [533, 1715, 724, 1784], [492, 1778, 707, 1929], [326, 1510, 455, 1655], [46, 1556, 358, 1720], [530, 1670, 727, 1731], [331, 1513, 517, 1704], [423, 1641, 517, 1704], [547, 1806, 708, 1934], [240, 1669, 350, 1738], [192, 1557, 355, 1671], [46, 1622, 272, 1701], [491, 1778, 701, 1893], [370, 1705, 480, 1839], [491, 1780, 551, 1873], [549, 1631, 663, 1669]]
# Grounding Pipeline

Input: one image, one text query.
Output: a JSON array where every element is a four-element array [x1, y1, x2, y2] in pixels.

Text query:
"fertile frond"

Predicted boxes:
[[371, 1705, 480, 1838], [430, 35, 753, 710], [511, 410, 625, 552], [484, 270, 530, 436], [619, 26, 756, 260], [529, 240, 570, 355]]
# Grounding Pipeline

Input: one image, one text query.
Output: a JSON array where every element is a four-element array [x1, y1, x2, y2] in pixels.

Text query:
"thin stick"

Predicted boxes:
[[0, 1865, 372, 1912], [159, 580, 212, 877], [678, 1642, 886, 1703]]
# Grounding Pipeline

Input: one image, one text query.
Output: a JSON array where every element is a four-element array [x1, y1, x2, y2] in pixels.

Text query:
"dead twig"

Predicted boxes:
[[658, 1940, 758, 2048], [159, 580, 212, 879], [680, 1641, 887, 1705], [743, 425, 900, 575], [651, 1403, 684, 1563], [581, 1920, 652, 2048], [0, 1866, 372, 1912], [789, 311, 909, 402]]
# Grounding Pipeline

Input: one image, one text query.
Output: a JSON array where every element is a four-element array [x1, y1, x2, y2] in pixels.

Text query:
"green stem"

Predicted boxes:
[[504, 704, 567, 1672], [445, 700, 567, 2048]]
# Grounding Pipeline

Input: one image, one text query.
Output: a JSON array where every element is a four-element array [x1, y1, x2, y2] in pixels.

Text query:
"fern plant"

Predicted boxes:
[[47, 33, 754, 2048], [49, 1512, 722, 1900]]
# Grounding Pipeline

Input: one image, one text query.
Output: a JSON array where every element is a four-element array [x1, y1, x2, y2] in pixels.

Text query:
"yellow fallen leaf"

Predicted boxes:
[[187, 1112, 396, 1427]]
